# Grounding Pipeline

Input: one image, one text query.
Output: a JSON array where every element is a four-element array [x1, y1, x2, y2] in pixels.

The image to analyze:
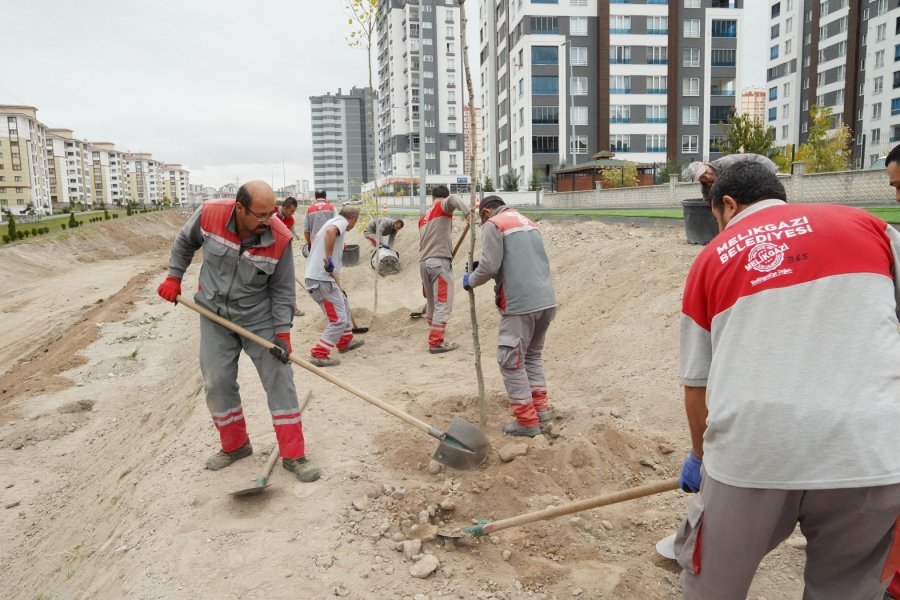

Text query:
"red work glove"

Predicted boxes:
[[270, 332, 291, 363], [157, 275, 182, 303]]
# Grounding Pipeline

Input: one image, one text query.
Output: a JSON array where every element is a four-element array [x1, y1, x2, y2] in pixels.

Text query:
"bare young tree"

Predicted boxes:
[[345, 0, 381, 312], [457, 0, 486, 425]]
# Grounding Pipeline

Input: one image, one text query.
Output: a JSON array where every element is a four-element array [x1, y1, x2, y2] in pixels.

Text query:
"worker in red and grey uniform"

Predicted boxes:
[[303, 189, 336, 257], [272, 196, 303, 317], [464, 195, 557, 437], [304, 205, 365, 367], [156, 181, 320, 483], [364, 216, 404, 248], [418, 184, 471, 353], [685, 153, 778, 204], [676, 161, 900, 598]]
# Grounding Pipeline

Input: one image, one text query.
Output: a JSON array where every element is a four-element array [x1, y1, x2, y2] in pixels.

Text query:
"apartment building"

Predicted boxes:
[[0, 106, 51, 216], [741, 87, 767, 124], [480, 0, 743, 188], [162, 163, 191, 205], [124, 153, 163, 206], [86, 142, 129, 207], [309, 86, 375, 200], [767, 0, 900, 168], [375, 0, 467, 191]]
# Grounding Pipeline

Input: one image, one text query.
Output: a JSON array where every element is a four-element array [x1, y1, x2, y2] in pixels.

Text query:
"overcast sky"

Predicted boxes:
[[2, 1, 767, 189]]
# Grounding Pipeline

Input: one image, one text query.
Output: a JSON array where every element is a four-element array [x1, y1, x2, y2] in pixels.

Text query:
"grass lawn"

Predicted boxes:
[[0, 209, 127, 240]]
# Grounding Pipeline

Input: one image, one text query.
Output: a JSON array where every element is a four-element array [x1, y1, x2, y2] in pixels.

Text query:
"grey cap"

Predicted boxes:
[[709, 153, 778, 176]]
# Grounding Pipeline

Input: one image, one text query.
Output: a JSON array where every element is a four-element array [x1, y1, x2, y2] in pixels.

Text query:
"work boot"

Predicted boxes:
[[429, 341, 459, 354], [206, 441, 253, 470], [282, 457, 321, 482], [338, 339, 365, 354], [501, 422, 541, 437], [537, 411, 553, 433], [308, 355, 340, 367]]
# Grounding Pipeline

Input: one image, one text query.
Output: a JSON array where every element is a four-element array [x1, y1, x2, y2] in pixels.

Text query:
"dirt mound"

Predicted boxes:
[[0, 217, 808, 599]]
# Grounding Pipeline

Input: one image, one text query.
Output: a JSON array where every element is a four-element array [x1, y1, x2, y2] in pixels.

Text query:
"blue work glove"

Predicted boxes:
[[463, 273, 472, 291], [679, 451, 703, 493], [323, 256, 335, 273]]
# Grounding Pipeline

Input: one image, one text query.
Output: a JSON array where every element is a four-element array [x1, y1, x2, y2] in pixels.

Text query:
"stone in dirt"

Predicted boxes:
[[498, 443, 528, 462], [439, 499, 455, 511], [427, 460, 443, 474], [502, 550, 512, 561], [418, 509, 430, 524], [503, 476, 519, 489], [408, 523, 439, 541], [391, 532, 406, 542], [398, 539, 422, 559], [409, 554, 440, 579], [315, 554, 334, 569], [352, 497, 369, 511], [601, 520, 614, 531], [529, 434, 550, 449]]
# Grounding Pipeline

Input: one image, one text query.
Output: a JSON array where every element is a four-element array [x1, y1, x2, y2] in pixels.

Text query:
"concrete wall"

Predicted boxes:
[[543, 163, 897, 209], [374, 189, 543, 208]]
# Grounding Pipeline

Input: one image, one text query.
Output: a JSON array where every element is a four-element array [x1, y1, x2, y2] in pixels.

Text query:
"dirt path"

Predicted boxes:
[[0, 214, 806, 599]]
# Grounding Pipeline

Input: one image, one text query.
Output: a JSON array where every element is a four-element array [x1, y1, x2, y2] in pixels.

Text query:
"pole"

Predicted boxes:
[[568, 41, 575, 168], [418, 5, 427, 214], [282, 157, 286, 196]]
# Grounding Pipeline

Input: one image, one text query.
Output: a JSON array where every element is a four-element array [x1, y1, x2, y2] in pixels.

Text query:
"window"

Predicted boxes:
[[893, 72, 900, 89], [892, 98, 900, 115], [711, 48, 735, 66], [610, 75, 631, 93], [873, 102, 883, 120], [611, 46, 631, 64], [771, 24, 780, 39], [872, 128, 882, 145], [683, 106, 700, 125], [532, 135, 559, 153], [533, 106, 560, 124], [531, 46, 558, 65], [769, 107, 777, 121], [782, 125, 789, 139], [610, 105, 631, 123], [646, 75, 667, 94], [570, 135, 588, 155], [876, 50, 885, 69], [684, 19, 700, 38], [878, 23, 887, 42], [571, 76, 588, 95], [571, 106, 588, 125], [783, 82, 791, 97], [531, 17, 558, 34], [785, 39, 792, 55], [769, 87, 777, 101], [684, 0, 700, 7], [782, 104, 790, 119], [647, 46, 667, 64], [610, 134, 631, 153], [532, 76, 558, 94], [683, 78, 700, 96], [683, 48, 700, 67], [681, 135, 699, 154], [647, 105, 666, 123], [570, 16, 588, 35], [896, 44, 900, 62], [611, 16, 630, 34], [646, 134, 666, 152], [710, 105, 730, 125], [770, 45, 779, 60], [570, 46, 588, 66], [711, 20, 736, 38], [647, 16, 668, 34]]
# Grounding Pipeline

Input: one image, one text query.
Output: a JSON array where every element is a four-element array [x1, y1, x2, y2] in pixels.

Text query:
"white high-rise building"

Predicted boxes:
[[376, 0, 466, 191]]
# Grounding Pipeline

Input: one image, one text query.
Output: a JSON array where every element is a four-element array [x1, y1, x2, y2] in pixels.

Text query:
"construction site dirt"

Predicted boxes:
[[0, 212, 807, 599]]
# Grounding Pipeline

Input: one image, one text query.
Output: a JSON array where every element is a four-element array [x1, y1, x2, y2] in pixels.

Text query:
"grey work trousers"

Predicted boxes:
[[198, 315, 305, 459], [676, 470, 900, 599], [497, 307, 556, 428], [306, 279, 352, 358], [420, 258, 453, 348]]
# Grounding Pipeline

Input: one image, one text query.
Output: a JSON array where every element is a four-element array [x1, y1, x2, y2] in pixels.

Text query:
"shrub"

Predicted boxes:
[[43, 227, 49, 233], [6, 214, 15, 240], [31, 228, 37, 236], [79, 221, 84, 226], [61, 224, 67, 230], [1, 235, 8, 243], [23, 230, 30, 237], [112, 214, 119, 219], [68, 212, 77, 228], [104, 208, 110, 220], [16, 231, 24, 240]]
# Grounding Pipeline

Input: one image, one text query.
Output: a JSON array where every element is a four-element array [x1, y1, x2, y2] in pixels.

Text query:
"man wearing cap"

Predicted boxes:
[[685, 153, 778, 203], [156, 181, 320, 482], [364, 216, 404, 249], [418, 184, 471, 354], [464, 195, 557, 437]]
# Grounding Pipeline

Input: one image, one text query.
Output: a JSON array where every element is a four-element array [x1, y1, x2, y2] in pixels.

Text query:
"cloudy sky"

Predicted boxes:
[[2, 1, 767, 189]]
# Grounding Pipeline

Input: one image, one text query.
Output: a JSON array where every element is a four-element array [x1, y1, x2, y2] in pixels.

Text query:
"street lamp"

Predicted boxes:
[[560, 40, 576, 168]]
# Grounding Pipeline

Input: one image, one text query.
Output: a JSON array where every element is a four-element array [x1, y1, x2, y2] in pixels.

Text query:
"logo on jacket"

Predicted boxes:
[[745, 243, 788, 272]]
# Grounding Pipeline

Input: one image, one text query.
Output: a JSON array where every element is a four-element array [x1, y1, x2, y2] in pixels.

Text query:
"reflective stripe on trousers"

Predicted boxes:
[[496, 307, 556, 427], [307, 279, 353, 358], [420, 258, 453, 347]]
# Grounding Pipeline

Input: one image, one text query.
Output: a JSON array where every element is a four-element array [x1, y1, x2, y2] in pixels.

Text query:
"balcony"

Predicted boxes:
[[647, 145, 666, 152], [610, 117, 631, 123], [610, 58, 632, 64], [647, 117, 667, 123], [610, 28, 631, 34], [647, 28, 668, 35], [647, 58, 667, 65], [610, 87, 631, 94]]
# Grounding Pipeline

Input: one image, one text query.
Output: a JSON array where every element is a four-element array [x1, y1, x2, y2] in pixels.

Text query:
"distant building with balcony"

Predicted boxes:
[[741, 87, 767, 125], [479, 0, 743, 190]]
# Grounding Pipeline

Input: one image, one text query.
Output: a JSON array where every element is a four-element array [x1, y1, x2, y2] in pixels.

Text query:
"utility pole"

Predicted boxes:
[[418, 1, 427, 214]]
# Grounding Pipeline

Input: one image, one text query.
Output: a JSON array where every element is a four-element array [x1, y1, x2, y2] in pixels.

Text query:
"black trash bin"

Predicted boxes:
[[342, 244, 360, 266], [681, 198, 719, 245]]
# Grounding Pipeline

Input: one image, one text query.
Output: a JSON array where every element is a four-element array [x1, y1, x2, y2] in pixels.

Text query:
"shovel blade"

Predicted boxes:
[[432, 416, 490, 470], [230, 483, 271, 497]]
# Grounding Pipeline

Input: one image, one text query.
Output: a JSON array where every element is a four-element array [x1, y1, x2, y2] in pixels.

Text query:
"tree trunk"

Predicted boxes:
[[457, 0, 486, 426], [367, 44, 380, 313]]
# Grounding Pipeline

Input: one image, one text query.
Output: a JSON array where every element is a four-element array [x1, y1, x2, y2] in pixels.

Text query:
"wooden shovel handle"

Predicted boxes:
[[481, 478, 680, 535], [451, 223, 470, 259], [175, 296, 442, 439]]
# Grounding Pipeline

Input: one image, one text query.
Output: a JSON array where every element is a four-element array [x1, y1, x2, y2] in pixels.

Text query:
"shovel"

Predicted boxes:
[[229, 390, 313, 497], [176, 295, 489, 470], [442, 477, 679, 538], [410, 223, 470, 319]]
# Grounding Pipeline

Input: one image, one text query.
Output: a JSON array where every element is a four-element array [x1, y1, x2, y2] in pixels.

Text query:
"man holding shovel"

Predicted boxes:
[[304, 204, 364, 367], [156, 181, 320, 483], [677, 162, 900, 597], [464, 195, 557, 437], [418, 184, 471, 354]]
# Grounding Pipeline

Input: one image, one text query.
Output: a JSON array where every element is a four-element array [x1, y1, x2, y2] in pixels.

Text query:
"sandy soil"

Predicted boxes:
[[0, 212, 807, 599]]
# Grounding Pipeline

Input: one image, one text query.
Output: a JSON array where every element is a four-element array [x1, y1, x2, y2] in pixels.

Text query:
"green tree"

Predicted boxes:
[[600, 162, 638, 188], [501, 169, 520, 192], [6, 212, 16, 240], [771, 144, 795, 173], [482, 175, 495, 192], [715, 107, 775, 155], [794, 106, 851, 173], [528, 169, 542, 191], [655, 161, 684, 184], [68, 212, 77, 228]]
